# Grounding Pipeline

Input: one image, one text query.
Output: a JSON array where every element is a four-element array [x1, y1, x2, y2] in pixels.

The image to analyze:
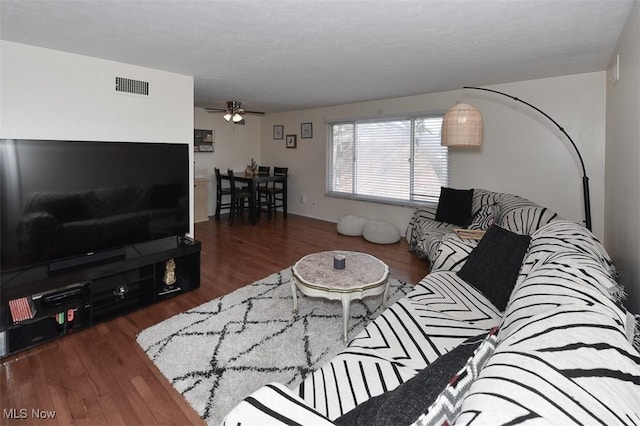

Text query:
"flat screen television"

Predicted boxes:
[[1, 139, 190, 274]]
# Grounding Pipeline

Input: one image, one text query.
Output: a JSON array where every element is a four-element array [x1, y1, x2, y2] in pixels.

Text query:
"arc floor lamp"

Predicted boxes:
[[441, 86, 592, 231]]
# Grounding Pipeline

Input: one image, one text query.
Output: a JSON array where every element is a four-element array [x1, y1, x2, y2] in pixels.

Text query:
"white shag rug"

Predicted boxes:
[[136, 267, 411, 425]]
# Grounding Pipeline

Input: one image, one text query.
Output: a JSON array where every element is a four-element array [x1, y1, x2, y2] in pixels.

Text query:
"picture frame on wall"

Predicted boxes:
[[273, 125, 284, 140], [194, 129, 214, 152], [301, 122, 313, 139], [286, 134, 297, 148]]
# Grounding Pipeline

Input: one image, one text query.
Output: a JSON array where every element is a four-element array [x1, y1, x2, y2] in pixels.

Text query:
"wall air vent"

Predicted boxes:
[[115, 77, 149, 96]]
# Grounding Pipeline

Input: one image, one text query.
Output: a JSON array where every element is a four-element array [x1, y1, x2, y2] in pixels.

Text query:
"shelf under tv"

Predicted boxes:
[[0, 236, 201, 358]]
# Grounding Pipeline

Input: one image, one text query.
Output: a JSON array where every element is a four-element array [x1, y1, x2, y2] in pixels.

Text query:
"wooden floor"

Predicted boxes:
[[0, 214, 429, 425]]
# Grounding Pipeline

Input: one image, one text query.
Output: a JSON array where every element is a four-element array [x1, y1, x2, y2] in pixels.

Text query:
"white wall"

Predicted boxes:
[[0, 41, 195, 233], [451, 73, 606, 237], [260, 73, 607, 238], [193, 108, 261, 215], [605, 2, 640, 313]]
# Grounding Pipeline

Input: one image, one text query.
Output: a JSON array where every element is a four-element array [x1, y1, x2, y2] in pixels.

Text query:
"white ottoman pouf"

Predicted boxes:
[[337, 215, 368, 236], [363, 220, 401, 244]]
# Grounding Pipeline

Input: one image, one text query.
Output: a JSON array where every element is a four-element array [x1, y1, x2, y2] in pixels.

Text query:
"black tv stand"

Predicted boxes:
[[0, 237, 200, 358]]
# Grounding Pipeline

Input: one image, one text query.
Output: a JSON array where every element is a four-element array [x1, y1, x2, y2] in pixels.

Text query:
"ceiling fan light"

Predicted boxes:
[[223, 112, 232, 122], [232, 113, 243, 122]]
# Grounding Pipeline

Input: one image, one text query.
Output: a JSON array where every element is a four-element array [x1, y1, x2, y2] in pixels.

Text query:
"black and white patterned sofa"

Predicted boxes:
[[406, 188, 560, 265], [223, 217, 640, 424]]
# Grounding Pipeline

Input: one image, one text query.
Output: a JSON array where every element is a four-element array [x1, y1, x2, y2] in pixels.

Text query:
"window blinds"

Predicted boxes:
[[327, 115, 447, 205]]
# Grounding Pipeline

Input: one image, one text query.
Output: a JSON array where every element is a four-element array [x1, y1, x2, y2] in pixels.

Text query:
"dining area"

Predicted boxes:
[[214, 165, 288, 225]]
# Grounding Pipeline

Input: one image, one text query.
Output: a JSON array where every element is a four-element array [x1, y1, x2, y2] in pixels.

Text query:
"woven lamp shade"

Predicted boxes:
[[441, 103, 483, 147]]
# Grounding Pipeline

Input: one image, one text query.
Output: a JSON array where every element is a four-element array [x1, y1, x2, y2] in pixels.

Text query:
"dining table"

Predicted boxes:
[[221, 171, 288, 225]]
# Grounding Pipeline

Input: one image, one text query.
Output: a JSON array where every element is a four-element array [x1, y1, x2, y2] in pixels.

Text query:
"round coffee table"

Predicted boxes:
[[290, 251, 390, 343]]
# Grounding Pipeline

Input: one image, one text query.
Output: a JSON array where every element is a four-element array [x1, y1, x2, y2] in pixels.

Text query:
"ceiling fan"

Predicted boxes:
[[204, 101, 265, 122]]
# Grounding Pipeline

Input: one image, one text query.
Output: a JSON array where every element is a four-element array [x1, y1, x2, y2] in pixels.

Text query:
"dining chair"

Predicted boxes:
[[214, 167, 232, 219], [257, 166, 271, 215], [266, 166, 288, 217], [227, 169, 252, 224]]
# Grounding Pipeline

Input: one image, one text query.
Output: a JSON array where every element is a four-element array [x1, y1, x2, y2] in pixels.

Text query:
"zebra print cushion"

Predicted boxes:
[[470, 188, 504, 213], [466, 203, 499, 230], [456, 304, 640, 425], [498, 203, 559, 235], [430, 234, 478, 272], [471, 188, 560, 235]]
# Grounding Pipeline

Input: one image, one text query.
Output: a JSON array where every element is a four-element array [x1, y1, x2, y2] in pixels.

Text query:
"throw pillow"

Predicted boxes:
[[467, 203, 499, 230], [435, 187, 474, 226], [457, 225, 531, 311], [412, 328, 499, 426], [334, 332, 489, 426]]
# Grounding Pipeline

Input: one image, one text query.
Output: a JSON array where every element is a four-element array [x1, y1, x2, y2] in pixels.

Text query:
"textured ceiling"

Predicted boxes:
[[0, 0, 633, 113]]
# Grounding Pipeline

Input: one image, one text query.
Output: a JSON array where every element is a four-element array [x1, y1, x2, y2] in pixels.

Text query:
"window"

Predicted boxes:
[[327, 115, 447, 205]]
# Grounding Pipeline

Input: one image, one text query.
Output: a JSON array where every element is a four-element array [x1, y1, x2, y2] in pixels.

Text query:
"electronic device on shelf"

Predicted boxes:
[[39, 283, 88, 309]]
